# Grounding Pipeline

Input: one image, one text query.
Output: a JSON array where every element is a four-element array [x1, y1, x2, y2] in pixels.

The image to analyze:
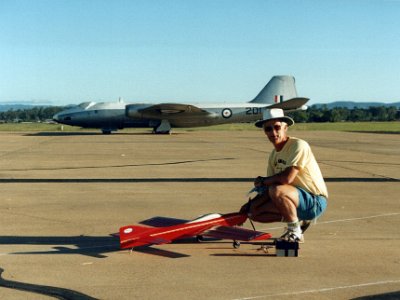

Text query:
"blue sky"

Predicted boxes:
[[1, 0, 399, 105]]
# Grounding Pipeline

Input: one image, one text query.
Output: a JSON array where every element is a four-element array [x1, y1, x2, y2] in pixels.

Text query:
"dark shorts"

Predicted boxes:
[[296, 187, 327, 221]]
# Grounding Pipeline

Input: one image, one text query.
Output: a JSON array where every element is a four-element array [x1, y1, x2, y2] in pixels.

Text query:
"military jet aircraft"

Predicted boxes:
[[53, 75, 308, 134]]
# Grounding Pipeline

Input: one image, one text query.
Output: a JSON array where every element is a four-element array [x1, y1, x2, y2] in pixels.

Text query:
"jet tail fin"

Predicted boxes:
[[250, 75, 298, 104]]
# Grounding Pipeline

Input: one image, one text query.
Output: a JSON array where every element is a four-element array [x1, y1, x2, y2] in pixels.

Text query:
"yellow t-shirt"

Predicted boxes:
[[267, 137, 328, 198]]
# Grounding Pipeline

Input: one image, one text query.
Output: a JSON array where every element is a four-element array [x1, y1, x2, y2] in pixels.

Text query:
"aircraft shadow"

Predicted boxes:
[[1, 235, 266, 259], [25, 132, 100, 136], [25, 131, 185, 136], [211, 253, 276, 257], [0, 235, 120, 258], [351, 291, 400, 299], [0, 235, 200, 259], [0, 267, 98, 300], [131, 246, 190, 258], [0, 177, 398, 183]]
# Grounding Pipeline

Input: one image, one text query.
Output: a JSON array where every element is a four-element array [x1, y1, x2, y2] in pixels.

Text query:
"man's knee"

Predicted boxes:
[[268, 185, 286, 201], [269, 185, 298, 204]]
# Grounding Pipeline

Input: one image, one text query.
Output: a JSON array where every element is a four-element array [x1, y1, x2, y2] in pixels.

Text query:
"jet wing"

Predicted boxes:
[[138, 103, 210, 119], [267, 97, 309, 110], [203, 226, 272, 241], [139, 216, 188, 227]]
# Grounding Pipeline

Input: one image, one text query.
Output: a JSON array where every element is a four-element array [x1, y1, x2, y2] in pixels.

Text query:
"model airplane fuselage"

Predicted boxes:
[[53, 75, 308, 134], [119, 212, 272, 249]]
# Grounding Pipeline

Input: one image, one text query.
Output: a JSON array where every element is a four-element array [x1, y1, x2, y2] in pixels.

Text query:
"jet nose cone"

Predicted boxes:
[[52, 113, 60, 123]]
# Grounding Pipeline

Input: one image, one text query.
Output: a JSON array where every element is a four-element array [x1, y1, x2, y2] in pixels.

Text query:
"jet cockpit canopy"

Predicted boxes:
[[78, 101, 96, 110]]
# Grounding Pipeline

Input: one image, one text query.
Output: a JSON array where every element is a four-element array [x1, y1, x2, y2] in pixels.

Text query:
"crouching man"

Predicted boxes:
[[240, 109, 328, 242]]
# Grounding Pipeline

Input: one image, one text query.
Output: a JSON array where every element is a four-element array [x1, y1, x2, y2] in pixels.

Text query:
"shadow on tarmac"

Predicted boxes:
[[0, 235, 262, 259], [0, 235, 197, 259], [0, 268, 98, 299], [351, 291, 400, 299], [25, 131, 185, 136], [0, 235, 119, 258]]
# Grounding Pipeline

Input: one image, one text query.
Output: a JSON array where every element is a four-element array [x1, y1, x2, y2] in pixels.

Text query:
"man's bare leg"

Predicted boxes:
[[247, 193, 282, 223], [268, 184, 299, 222], [269, 184, 302, 241]]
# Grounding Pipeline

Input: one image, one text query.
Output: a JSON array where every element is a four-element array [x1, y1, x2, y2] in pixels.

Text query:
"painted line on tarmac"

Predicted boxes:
[[262, 212, 400, 231], [318, 212, 400, 225], [232, 279, 400, 300]]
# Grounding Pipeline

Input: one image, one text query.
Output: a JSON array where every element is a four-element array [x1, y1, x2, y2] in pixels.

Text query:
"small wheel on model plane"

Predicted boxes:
[[196, 235, 204, 242], [233, 240, 241, 249]]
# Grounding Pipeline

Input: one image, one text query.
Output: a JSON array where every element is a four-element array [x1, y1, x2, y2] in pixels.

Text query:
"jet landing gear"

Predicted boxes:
[[101, 128, 117, 134], [152, 120, 172, 134]]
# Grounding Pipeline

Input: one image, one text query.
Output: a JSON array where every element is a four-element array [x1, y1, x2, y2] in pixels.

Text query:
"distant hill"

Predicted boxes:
[[312, 101, 400, 109], [0, 103, 61, 112], [0, 104, 37, 112]]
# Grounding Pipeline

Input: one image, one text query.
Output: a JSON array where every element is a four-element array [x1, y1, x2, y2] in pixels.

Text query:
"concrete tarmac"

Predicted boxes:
[[0, 129, 399, 299]]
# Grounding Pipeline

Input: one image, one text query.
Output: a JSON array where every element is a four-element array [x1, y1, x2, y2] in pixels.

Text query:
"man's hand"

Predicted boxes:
[[240, 198, 252, 214], [254, 176, 266, 187]]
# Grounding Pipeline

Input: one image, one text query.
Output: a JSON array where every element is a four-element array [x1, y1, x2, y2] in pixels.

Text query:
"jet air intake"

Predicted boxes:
[[125, 104, 145, 119]]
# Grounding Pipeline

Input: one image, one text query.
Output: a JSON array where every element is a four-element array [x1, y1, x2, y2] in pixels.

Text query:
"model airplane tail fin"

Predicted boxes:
[[250, 75, 298, 104]]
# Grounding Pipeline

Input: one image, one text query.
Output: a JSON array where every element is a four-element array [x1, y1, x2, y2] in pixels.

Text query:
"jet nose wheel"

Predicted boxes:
[[233, 240, 241, 249]]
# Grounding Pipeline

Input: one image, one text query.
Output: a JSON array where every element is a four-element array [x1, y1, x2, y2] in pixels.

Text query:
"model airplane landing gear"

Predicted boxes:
[[196, 235, 204, 242], [233, 240, 241, 249]]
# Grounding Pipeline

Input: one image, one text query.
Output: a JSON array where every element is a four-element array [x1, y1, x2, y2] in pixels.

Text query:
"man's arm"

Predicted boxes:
[[256, 166, 299, 187]]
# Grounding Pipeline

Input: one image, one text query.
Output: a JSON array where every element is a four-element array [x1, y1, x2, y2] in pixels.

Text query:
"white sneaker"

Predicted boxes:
[[279, 228, 303, 243]]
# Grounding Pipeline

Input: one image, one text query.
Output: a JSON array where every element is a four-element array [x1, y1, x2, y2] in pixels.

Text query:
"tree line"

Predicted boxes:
[[0, 106, 64, 122], [0, 105, 398, 123], [288, 105, 399, 123]]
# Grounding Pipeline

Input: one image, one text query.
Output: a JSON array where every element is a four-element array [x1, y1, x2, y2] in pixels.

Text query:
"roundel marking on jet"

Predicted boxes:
[[124, 228, 133, 234], [222, 108, 232, 118]]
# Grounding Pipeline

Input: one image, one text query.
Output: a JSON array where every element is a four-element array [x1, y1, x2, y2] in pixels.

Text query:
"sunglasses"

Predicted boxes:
[[263, 125, 282, 132]]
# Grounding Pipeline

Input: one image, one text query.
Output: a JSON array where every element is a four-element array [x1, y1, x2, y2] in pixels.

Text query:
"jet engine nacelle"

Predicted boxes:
[[125, 104, 144, 119]]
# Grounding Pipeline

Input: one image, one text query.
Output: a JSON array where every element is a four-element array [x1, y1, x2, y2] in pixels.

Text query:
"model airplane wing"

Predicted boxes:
[[139, 216, 188, 227], [141, 237, 172, 245], [203, 226, 272, 241], [267, 97, 309, 110], [138, 103, 210, 118]]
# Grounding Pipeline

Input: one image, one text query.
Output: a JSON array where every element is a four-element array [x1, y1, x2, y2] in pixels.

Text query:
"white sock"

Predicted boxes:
[[287, 219, 301, 234]]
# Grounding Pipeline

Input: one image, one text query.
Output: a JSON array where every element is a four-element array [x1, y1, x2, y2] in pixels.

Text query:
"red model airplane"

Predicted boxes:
[[119, 212, 272, 250]]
